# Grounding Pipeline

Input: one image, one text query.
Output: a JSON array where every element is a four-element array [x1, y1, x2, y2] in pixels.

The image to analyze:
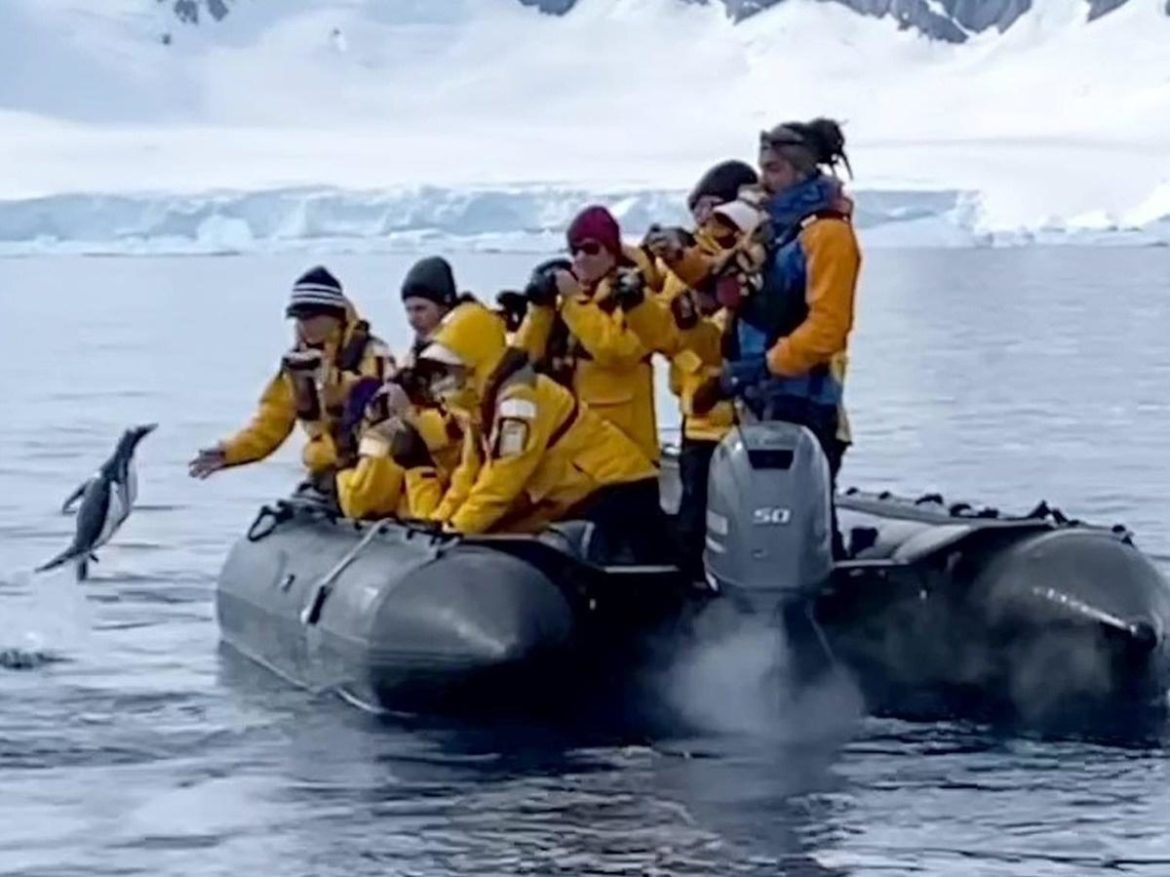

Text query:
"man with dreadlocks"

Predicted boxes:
[[691, 117, 862, 559]]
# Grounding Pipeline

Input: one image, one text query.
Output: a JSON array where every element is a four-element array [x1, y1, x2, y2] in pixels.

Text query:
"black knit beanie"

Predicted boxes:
[[687, 160, 760, 210], [401, 256, 458, 309], [286, 265, 346, 318]]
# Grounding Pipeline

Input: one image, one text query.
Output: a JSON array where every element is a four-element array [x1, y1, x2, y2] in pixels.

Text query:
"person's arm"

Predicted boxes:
[[220, 372, 297, 465], [447, 389, 552, 534], [336, 455, 405, 520], [421, 426, 482, 522], [767, 220, 860, 377], [560, 297, 649, 368], [513, 305, 556, 363]]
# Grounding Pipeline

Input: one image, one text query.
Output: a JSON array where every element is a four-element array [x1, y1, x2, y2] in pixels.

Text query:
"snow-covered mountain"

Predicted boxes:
[[1, 0, 1168, 254], [166, 0, 1158, 43]]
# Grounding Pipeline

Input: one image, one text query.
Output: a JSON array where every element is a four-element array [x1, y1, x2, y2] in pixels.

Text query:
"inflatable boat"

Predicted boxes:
[[215, 422, 1170, 723]]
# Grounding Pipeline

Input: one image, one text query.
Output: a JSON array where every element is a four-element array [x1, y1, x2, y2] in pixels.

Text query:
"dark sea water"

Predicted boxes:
[[1, 248, 1168, 876]]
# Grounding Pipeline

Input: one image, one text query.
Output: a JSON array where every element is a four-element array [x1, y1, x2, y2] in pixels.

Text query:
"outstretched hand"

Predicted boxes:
[[189, 446, 227, 479]]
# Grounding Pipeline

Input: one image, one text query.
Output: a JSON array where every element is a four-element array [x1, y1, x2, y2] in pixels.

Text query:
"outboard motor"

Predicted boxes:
[[704, 422, 835, 613]]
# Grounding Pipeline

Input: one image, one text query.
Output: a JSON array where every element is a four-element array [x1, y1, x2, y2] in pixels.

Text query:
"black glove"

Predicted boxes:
[[495, 290, 529, 332], [524, 258, 573, 307], [524, 272, 559, 307], [392, 366, 431, 407], [390, 423, 435, 470], [691, 375, 730, 416], [669, 291, 699, 330], [612, 269, 646, 310], [284, 349, 324, 419], [282, 348, 323, 373], [643, 225, 691, 263]]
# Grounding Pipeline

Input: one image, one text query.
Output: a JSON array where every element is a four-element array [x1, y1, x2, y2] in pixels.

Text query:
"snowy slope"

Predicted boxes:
[[1, 0, 1169, 253]]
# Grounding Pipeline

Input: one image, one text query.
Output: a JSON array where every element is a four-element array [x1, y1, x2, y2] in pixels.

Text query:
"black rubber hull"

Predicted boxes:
[[216, 509, 692, 716], [215, 484, 1170, 725], [819, 493, 1170, 722], [216, 517, 578, 713]]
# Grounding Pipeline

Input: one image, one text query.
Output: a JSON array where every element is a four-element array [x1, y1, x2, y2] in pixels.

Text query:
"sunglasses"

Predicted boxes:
[[570, 240, 604, 257]]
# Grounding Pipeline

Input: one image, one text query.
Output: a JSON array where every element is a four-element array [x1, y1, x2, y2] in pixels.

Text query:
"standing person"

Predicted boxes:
[[188, 266, 392, 489], [617, 160, 760, 582], [512, 206, 662, 465], [692, 118, 861, 556]]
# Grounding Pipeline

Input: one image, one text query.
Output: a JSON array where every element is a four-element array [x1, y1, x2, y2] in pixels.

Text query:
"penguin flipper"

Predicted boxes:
[[61, 480, 89, 515], [76, 558, 89, 582]]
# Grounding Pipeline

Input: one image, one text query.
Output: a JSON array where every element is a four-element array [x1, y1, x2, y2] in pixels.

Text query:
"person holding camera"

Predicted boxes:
[[401, 299, 667, 561], [512, 205, 662, 465], [611, 160, 762, 582], [332, 257, 478, 519], [187, 266, 393, 488]]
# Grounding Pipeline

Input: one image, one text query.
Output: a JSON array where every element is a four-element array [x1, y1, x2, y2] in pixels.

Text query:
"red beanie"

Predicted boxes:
[[567, 205, 622, 256]]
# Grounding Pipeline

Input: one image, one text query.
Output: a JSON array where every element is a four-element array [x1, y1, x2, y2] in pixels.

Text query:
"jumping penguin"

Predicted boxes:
[[37, 423, 157, 581]]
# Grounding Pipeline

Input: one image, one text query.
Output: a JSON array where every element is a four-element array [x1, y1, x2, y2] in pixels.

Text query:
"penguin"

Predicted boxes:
[[37, 423, 157, 581]]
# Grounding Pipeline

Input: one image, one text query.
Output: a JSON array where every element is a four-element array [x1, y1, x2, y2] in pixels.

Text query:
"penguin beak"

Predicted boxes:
[[135, 423, 158, 441]]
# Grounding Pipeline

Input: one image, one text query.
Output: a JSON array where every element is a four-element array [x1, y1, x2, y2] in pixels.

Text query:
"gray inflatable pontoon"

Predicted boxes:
[[216, 422, 1170, 723], [216, 501, 691, 715]]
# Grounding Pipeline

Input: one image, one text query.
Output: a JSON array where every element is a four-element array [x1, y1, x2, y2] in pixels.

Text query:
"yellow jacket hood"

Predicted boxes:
[[423, 301, 507, 395]]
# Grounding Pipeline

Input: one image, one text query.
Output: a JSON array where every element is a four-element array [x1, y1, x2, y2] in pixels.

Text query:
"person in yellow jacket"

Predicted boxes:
[[334, 256, 470, 519], [402, 300, 669, 561], [188, 266, 393, 489], [512, 205, 661, 465], [609, 160, 760, 580], [333, 381, 465, 520]]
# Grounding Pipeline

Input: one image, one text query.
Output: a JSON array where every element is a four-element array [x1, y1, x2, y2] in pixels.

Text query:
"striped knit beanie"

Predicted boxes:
[[286, 266, 347, 318]]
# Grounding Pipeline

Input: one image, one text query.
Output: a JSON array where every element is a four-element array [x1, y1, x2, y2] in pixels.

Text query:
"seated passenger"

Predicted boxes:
[[333, 379, 462, 520], [188, 266, 393, 490], [404, 299, 670, 562], [335, 256, 468, 519], [400, 255, 460, 362]]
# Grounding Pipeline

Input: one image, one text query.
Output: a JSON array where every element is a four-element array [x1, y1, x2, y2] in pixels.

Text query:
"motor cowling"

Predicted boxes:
[[703, 422, 834, 612]]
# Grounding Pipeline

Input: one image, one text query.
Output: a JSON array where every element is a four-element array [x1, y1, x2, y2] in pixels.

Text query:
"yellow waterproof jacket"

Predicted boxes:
[[405, 300, 656, 534], [336, 407, 463, 520], [414, 366, 656, 534], [663, 223, 856, 446], [623, 259, 736, 443], [221, 302, 393, 475], [513, 246, 661, 463]]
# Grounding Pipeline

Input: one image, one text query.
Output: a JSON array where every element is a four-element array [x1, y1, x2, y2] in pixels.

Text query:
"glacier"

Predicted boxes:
[[2, 0, 1169, 253], [0, 186, 973, 256], [3, 185, 1167, 258]]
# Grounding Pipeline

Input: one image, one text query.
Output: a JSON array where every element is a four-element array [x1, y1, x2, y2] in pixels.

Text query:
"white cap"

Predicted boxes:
[[418, 342, 465, 367], [712, 200, 763, 235]]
